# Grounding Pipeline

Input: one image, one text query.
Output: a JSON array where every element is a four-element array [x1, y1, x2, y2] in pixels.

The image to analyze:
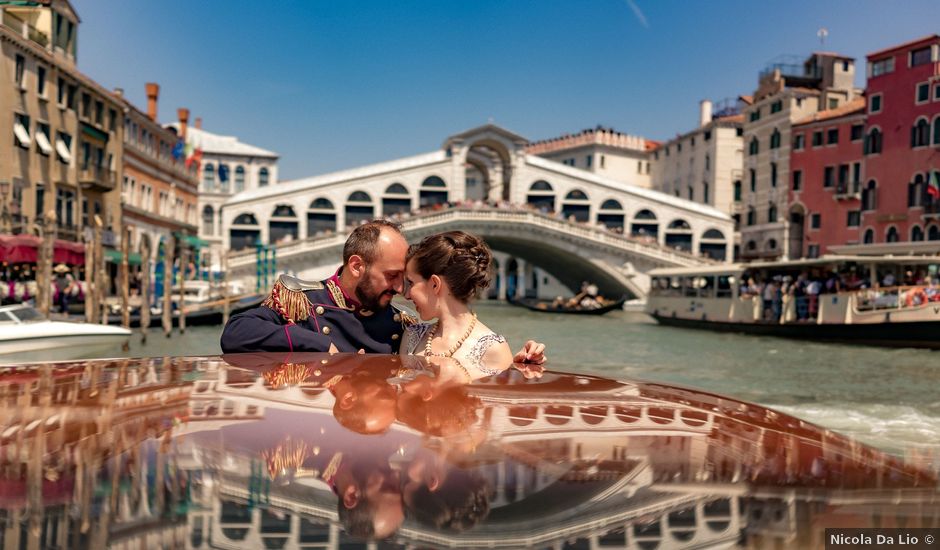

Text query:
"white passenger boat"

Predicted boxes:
[[646, 255, 940, 349], [0, 304, 131, 363]]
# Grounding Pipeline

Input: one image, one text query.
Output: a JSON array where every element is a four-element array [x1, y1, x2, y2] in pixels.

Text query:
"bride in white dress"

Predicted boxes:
[[399, 231, 514, 381]]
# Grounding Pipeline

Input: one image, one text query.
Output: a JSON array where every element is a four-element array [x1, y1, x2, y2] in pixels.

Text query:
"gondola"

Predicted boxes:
[[509, 295, 627, 315]]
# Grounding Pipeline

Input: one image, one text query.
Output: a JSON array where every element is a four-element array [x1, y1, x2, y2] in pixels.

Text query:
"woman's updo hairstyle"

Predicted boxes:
[[407, 231, 492, 302]]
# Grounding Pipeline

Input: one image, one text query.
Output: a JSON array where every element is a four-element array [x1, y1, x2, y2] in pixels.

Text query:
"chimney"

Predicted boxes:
[[699, 99, 713, 127], [177, 107, 190, 141], [145, 83, 160, 121], [195, 117, 202, 129], [114, 87, 124, 97]]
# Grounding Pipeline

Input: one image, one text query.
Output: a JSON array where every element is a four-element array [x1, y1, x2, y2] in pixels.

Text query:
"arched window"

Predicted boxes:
[[529, 180, 553, 191], [419, 176, 448, 207], [561, 189, 590, 222], [258, 167, 270, 187], [383, 183, 411, 216], [746, 240, 757, 251], [933, 116, 940, 146], [665, 219, 692, 252], [911, 225, 925, 241], [749, 137, 759, 155], [770, 128, 781, 149], [218, 163, 230, 192], [746, 207, 756, 226], [912, 118, 930, 147], [886, 226, 899, 242], [863, 228, 874, 244], [909, 174, 925, 208], [307, 198, 336, 236], [767, 202, 777, 223], [527, 180, 555, 211], [203, 163, 215, 189], [230, 213, 260, 251], [234, 166, 245, 193], [202, 205, 214, 236], [630, 209, 658, 238], [232, 213, 258, 225], [269, 205, 298, 244], [699, 229, 727, 261], [565, 189, 589, 200], [862, 180, 877, 211], [928, 225, 940, 241], [346, 191, 374, 227], [865, 128, 882, 155], [767, 239, 777, 250], [597, 199, 624, 231]]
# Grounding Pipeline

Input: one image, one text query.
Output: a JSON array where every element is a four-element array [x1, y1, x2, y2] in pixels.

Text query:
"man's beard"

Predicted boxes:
[[355, 273, 394, 311]]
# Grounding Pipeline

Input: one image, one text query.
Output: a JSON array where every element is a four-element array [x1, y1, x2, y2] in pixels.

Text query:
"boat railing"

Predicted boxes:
[[851, 285, 940, 313]]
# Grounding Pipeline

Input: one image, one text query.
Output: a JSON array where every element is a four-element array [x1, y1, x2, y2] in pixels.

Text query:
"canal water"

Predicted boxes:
[[90, 302, 940, 457]]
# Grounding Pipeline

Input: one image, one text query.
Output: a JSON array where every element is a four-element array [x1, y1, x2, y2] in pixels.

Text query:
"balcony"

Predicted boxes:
[[1, 10, 49, 48], [79, 166, 117, 192], [834, 181, 861, 200]]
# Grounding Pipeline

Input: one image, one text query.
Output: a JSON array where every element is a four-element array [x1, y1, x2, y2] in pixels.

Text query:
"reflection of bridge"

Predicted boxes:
[[219, 124, 734, 299], [229, 207, 717, 299]]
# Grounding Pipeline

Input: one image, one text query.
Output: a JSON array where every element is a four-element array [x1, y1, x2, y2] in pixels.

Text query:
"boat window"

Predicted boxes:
[[10, 307, 43, 322], [698, 276, 716, 298], [0, 311, 16, 322], [683, 277, 697, 297], [717, 275, 733, 298]]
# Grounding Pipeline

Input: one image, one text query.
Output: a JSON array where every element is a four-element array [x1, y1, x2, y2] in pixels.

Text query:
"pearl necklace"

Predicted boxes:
[[425, 313, 477, 358]]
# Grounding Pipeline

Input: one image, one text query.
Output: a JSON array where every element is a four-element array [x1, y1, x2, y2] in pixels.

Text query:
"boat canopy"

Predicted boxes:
[[649, 254, 940, 278]]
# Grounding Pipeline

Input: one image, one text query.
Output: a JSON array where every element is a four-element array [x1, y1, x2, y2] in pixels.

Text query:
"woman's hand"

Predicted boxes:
[[513, 340, 546, 364]]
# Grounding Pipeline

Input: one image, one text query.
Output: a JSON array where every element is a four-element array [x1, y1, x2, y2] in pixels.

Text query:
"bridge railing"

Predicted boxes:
[[228, 206, 717, 269]]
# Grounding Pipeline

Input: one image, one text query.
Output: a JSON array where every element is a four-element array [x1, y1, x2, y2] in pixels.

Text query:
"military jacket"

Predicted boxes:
[[220, 274, 412, 354]]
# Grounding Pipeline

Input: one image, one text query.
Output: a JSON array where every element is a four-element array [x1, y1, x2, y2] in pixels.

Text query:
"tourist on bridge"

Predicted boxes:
[[220, 220, 545, 367]]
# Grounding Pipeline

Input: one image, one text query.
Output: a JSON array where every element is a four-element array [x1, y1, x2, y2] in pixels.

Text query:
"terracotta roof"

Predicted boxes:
[[867, 34, 940, 60], [715, 113, 744, 123], [793, 98, 866, 126], [738, 95, 754, 105], [644, 140, 661, 151]]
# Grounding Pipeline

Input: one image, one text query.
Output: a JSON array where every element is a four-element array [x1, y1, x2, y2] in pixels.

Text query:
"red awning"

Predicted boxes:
[[0, 235, 85, 265]]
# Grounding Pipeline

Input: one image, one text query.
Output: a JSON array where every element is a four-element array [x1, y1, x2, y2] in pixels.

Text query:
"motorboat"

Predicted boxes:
[[0, 304, 131, 363], [0, 353, 935, 548], [646, 254, 940, 348]]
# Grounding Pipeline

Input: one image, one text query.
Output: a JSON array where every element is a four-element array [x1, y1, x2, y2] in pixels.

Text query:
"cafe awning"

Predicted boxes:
[[103, 249, 142, 265], [174, 233, 209, 249], [0, 235, 85, 265]]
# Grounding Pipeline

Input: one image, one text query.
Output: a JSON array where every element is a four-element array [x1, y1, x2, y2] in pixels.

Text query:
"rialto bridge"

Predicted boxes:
[[218, 125, 734, 299]]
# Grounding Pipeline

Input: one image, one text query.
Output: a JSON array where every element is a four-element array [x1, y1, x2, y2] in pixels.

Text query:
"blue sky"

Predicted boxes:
[[75, 0, 937, 180]]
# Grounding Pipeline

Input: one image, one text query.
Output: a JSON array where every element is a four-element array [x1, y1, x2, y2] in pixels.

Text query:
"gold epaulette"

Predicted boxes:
[[262, 274, 323, 323]]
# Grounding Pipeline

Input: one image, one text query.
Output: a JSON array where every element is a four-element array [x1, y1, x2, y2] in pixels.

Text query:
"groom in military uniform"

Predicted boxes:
[[221, 220, 546, 363]]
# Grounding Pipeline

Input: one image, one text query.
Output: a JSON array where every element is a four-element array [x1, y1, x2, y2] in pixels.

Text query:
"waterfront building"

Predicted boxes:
[[117, 83, 199, 282], [166, 118, 279, 271], [740, 52, 861, 260], [649, 99, 744, 246], [526, 126, 655, 189], [788, 98, 866, 257], [832, 35, 940, 255], [0, 0, 123, 256]]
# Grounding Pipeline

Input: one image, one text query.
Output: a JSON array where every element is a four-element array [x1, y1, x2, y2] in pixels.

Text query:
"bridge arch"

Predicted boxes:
[[561, 189, 591, 222], [269, 204, 298, 244], [526, 180, 555, 212], [598, 198, 625, 232]]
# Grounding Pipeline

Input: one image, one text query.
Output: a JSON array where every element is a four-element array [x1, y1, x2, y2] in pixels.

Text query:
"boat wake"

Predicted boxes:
[[773, 402, 940, 464]]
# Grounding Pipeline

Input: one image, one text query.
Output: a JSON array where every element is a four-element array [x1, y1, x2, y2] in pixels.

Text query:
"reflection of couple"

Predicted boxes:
[[221, 219, 545, 370]]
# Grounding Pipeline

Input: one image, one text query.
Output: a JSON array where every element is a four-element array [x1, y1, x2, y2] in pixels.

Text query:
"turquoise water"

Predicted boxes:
[[84, 301, 940, 458]]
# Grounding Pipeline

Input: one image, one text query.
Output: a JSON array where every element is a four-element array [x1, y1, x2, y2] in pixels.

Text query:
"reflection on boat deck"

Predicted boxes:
[[0, 355, 936, 549]]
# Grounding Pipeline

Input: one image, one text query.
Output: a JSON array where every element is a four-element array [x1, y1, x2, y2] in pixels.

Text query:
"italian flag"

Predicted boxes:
[[928, 170, 940, 199]]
